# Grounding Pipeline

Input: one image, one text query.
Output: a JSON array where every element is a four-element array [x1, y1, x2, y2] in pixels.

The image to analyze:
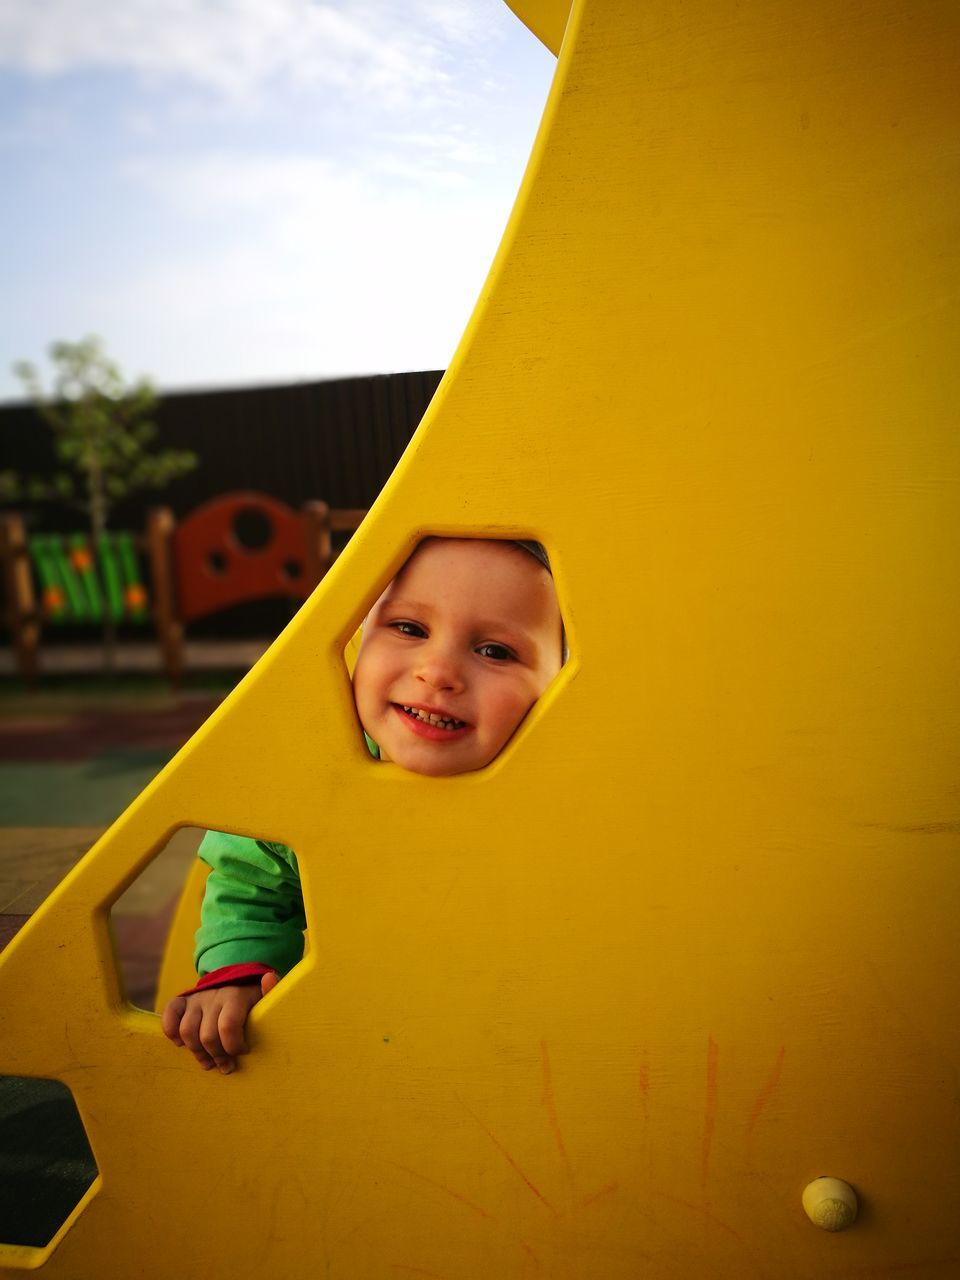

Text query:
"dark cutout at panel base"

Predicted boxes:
[[0, 1075, 97, 1248]]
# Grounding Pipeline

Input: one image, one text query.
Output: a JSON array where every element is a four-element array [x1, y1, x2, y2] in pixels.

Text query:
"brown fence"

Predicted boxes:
[[0, 370, 443, 648], [0, 369, 444, 530]]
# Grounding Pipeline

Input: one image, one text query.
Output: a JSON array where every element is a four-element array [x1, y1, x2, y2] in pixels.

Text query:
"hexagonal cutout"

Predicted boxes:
[[110, 825, 208, 1011], [110, 827, 309, 1043], [0, 1075, 98, 1250], [342, 535, 568, 774]]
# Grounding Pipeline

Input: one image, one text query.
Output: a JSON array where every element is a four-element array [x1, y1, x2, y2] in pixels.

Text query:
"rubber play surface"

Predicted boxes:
[[0, 688, 220, 965]]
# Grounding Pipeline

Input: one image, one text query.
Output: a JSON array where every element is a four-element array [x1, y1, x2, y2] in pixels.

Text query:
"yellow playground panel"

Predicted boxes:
[[2, 0, 958, 1274]]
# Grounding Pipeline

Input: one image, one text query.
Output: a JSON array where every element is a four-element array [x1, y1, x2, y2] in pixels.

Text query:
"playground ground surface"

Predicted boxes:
[[0, 669, 238, 980], [0, 666, 242, 1249]]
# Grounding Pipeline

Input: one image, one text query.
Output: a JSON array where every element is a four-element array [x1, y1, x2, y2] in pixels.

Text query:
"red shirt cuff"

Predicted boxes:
[[178, 963, 278, 997]]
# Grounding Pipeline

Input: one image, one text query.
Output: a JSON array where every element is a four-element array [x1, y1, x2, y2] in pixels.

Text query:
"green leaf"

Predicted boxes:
[[8, 336, 194, 524]]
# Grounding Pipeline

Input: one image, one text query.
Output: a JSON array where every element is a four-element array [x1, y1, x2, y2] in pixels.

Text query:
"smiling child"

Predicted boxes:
[[161, 537, 563, 1073]]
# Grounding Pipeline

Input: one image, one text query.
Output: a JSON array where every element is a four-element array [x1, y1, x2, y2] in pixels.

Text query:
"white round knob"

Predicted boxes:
[[802, 1177, 858, 1231]]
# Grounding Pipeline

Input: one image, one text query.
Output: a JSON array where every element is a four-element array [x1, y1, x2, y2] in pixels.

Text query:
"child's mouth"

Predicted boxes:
[[398, 704, 467, 731]]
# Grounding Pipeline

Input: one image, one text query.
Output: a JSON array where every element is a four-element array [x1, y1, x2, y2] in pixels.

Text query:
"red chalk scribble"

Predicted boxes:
[[637, 1060, 650, 1099], [540, 1039, 576, 1196], [701, 1035, 720, 1192], [460, 1100, 558, 1215], [390, 1161, 495, 1223], [580, 1181, 619, 1209], [519, 1239, 541, 1268], [746, 1044, 786, 1141], [652, 1190, 748, 1251]]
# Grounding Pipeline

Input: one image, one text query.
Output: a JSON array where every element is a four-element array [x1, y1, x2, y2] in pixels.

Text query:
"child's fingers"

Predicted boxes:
[[217, 998, 251, 1059], [161, 986, 263, 1074], [199, 1002, 237, 1075], [179, 1001, 216, 1070], [160, 996, 187, 1045]]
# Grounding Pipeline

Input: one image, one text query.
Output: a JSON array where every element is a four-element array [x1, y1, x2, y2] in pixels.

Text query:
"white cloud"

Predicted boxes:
[[94, 147, 512, 387], [381, 129, 496, 166], [0, 0, 506, 107], [126, 151, 357, 215], [0, 1, 554, 398]]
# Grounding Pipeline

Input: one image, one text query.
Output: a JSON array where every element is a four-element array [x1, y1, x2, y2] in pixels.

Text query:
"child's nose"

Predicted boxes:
[[415, 646, 465, 694]]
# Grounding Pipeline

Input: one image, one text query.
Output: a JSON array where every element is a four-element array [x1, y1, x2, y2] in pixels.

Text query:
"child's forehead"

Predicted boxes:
[[399, 537, 541, 579], [376, 538, 555, 615]]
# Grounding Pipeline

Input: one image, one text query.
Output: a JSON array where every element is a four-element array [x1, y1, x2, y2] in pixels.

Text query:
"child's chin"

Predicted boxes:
[[395, 747, 486, 778], [404, 757, 469, 778]]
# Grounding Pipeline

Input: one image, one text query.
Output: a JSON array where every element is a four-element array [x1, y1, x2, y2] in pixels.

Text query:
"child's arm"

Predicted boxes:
[[161, 832, 306, 1073]]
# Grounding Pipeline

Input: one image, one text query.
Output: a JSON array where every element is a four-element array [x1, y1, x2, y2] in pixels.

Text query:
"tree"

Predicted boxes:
[[2, 336, 198, 670]]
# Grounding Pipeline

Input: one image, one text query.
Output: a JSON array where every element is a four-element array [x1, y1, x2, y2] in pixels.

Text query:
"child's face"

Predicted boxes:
[[352, 538, 563, 776]]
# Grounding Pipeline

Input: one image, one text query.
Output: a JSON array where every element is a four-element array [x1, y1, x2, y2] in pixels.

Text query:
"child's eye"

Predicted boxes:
[[476, 642, 516, 662], [389, 620, 427, 638]]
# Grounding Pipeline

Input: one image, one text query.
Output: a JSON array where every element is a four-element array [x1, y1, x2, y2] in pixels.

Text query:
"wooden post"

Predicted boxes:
[[0, 512, 40, 686], [146, 507, 182, 688], [327, 508, 368, 566], [301, 500, 331, 585]]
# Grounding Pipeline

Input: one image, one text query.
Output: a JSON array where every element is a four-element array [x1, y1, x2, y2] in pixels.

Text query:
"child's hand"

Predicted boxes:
[[161, 971, 279, 1075]]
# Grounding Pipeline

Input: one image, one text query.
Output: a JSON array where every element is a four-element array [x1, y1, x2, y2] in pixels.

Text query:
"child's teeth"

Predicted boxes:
[[403, 705, 462, 729]]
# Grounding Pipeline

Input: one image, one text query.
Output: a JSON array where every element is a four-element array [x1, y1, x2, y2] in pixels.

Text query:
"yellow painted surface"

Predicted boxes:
[[2, 0, 959, 1274], [504, 0, 572, 54]]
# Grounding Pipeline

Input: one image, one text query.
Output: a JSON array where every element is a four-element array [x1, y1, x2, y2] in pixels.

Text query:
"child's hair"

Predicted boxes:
[[512, 539, 552, 573]]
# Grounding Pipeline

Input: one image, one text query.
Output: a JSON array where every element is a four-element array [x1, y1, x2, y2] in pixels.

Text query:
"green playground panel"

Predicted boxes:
[[28, 533, 149, 625]]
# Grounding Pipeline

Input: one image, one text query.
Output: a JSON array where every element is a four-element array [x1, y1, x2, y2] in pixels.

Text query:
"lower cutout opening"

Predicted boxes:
[[0, 1075, 98, 1249]]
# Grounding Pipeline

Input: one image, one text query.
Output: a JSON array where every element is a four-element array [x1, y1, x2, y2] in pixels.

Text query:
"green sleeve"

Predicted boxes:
[[193, 830, 306, 977]]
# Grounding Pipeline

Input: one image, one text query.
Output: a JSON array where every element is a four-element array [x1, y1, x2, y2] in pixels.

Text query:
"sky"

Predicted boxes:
[[0, 1, 556, 403]]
